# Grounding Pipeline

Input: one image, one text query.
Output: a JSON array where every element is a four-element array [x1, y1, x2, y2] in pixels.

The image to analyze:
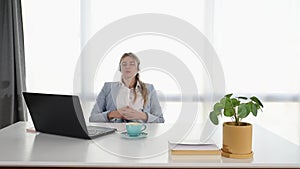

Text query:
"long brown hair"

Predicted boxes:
[[119, 53, 148, 107]]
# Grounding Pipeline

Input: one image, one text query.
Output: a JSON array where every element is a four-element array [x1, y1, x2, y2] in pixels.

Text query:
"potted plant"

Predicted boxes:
[[209, 93, 263, 159]]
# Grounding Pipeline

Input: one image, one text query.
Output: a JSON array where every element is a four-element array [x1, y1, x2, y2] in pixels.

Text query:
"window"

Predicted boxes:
[[22, 0, 300, 145], [213, 0, 300, 145]]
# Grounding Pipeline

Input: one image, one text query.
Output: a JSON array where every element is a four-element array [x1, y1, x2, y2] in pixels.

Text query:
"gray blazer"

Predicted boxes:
[[89, 82, 164, 123]]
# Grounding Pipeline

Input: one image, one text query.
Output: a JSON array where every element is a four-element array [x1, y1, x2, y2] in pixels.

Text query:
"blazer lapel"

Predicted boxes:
[[111, 82, 120, 107]]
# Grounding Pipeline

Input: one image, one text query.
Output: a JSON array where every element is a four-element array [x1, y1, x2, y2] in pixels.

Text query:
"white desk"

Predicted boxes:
[[0, 122, 300, 168]]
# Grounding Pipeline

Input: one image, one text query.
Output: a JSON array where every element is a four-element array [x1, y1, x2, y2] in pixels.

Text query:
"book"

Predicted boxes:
[[169, 154, 221, 162], [169, 141, 221, 155]]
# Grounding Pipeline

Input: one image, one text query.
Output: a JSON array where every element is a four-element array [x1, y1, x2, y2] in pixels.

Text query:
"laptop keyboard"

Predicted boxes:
[[87, 126, 113, 136]]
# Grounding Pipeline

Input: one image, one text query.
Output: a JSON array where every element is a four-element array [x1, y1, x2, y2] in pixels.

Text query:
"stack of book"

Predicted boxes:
[[168, 141, 221, 161]]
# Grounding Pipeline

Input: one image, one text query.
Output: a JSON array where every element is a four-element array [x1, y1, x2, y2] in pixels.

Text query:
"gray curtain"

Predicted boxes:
[[0, 0, 27, 129]]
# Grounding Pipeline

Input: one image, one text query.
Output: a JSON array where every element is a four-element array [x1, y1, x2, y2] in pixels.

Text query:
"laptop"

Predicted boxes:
[[23, 92, 116, 139]]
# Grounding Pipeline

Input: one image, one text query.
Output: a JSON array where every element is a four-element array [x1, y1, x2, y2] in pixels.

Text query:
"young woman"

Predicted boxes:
[[89, 53, 164, 123]]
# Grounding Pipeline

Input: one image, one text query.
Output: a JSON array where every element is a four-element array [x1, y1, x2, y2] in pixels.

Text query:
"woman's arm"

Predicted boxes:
[[107, 110, 123, 119], [118, 106, 147, 122], [145, 84, 165, 123], [89, 83, 113, 122]]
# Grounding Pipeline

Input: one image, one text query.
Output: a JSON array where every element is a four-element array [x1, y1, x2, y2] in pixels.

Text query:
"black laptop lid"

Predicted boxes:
[[23, 92, 90, 139]]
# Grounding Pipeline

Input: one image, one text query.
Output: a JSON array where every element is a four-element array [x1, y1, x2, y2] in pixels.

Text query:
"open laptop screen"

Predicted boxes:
[[23, 92, 116, 139]]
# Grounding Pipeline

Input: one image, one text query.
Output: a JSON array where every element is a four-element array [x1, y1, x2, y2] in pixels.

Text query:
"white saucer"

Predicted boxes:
[[120, 132, 148, 139]]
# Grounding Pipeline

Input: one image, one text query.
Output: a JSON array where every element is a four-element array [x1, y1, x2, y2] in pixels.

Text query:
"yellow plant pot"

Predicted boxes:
[[221, 122, 253, 159]]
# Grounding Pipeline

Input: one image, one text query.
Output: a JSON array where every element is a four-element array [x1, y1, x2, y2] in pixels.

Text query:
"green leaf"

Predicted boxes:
[[224, 108, 235, 117], [224, 99, 233, 109], [220, 98, 226, 107], [246, 102, 252, 112], [213, 103, 223, 114], [209, 111, 219, 125], [225, 93, 233, 98], [252, 103, 258, 116], [237, 96, 248, 100], [238, 104, 250, 118], [250, 96, 264, 108], [231, 98, 240, 107], [256, 104, 260, 109]]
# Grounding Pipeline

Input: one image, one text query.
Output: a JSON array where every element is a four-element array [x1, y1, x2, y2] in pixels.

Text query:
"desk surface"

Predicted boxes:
[[0, 122, 300, 168]]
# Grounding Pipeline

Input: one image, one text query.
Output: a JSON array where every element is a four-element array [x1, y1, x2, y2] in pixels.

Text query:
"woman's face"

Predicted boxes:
[[120, 56, 138, 80]]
